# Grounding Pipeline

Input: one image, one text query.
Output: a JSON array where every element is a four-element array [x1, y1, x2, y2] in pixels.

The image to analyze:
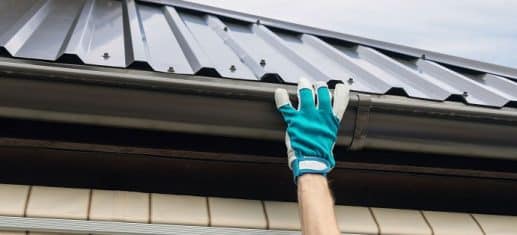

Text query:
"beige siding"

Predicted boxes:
[[263, 201, 300, 230], [25, 186, 89, 220], [371, 207, 432, 235], [208, 197, 267, 229], [0, 183, 515, 234], [89, 190, 149, 223], [151, 193, 209, 226], [0, 184, 30, 217], [472, 213, 517, 235], [423, 211, 483, 235], [335, 206, 378, 235], [29, 233, 75, 235]]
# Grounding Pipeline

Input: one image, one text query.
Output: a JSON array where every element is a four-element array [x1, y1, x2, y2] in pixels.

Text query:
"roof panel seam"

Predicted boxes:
[[252, 24, 330, 82], [205, 15, 263, 80]]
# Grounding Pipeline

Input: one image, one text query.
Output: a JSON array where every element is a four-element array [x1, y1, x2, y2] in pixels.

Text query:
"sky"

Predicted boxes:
[[187, 0, 517, 69]]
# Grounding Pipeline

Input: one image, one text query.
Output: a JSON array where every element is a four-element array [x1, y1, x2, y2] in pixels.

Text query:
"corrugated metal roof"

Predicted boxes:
[[1, 0, 517, 108]]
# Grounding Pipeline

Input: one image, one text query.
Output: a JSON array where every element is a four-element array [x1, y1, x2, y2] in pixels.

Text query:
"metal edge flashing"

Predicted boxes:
[[138, 0, 517, 80], [0, 58, 516, 159], [0, 216, 299, 235]]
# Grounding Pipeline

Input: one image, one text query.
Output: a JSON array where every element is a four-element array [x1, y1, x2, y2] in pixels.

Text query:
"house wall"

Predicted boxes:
[[0, 183, 515, 235]]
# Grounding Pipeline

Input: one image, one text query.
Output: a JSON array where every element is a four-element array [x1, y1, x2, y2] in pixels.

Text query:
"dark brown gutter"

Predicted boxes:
[[0, 58, 516, 159]]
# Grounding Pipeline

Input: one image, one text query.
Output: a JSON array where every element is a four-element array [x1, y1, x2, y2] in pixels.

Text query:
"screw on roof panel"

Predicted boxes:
[[168, 66, 175, 72], [223, 26, 228, 32], [230, 65, 236, 72], [462, 91, 469, 97], [256, 19, 261, 24], [347, 77, 354, 84], [421, 54, 426, 59], [260, 59, 266, 66], [102, 52, 110, 59]]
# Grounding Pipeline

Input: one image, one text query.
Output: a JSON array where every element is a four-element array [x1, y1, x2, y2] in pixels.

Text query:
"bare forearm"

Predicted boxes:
[[298, 174, 340, 235]]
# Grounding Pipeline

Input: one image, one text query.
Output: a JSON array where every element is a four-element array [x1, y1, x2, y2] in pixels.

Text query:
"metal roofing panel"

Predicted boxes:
[[142, 0, 517, 80], [414, 60, 510, 106], [123, 0, 150, 67], [136, 4, 193, 73], [83, 0, 126, 67], [162, 6, 213, 74], [222, 21, 310, 82], [0, 0, 50, 56], [1, 0, 517, 108], [298, 35, 388, 93], [11, 0, 84, 60], [179, 11, 256, 79], [467, 74, 517, 101], [205, 16, 269, 80]]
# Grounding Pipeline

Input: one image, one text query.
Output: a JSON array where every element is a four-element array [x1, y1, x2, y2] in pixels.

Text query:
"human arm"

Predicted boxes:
[[298, 174, 340, 235], [274, 78, 349, 235]]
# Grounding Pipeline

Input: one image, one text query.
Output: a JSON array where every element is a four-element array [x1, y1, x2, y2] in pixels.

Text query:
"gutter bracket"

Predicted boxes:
[[349, 94, 371, 150]]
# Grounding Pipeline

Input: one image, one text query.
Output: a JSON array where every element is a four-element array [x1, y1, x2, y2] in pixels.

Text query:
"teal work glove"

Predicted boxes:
[[275, 78, 350, 182]]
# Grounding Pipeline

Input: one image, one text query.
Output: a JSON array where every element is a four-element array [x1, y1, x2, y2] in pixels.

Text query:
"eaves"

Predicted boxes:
[[1, 58, 516, 159]]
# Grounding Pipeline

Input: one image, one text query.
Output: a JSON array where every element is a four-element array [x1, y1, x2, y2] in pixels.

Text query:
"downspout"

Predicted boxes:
[[349, 94, 371, 150]]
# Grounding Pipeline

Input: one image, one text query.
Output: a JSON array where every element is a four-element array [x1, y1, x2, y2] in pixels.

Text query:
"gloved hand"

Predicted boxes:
[[275, 78, 350, 182]]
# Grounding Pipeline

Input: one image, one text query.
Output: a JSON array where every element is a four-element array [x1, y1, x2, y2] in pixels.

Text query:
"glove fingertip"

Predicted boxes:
[[314, 81, 328, 90], [297, 77, 312, 91], [333, 83, 350, 121], [275, 88, 292, 109]]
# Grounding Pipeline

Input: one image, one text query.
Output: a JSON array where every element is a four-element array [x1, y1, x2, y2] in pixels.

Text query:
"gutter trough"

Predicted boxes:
[[0, 58, 516, 159]]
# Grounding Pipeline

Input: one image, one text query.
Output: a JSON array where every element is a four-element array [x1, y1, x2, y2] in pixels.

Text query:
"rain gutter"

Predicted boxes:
[[0, 58, 516, 159]]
